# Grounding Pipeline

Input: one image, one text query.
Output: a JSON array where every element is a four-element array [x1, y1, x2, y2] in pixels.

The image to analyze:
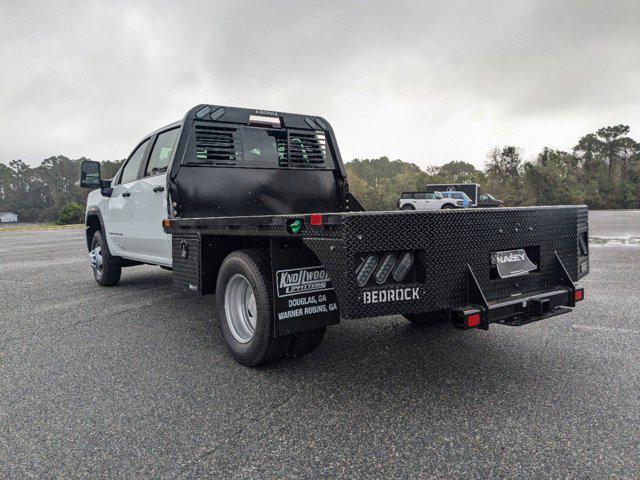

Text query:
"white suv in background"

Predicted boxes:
[[397, 191, 460, 210]]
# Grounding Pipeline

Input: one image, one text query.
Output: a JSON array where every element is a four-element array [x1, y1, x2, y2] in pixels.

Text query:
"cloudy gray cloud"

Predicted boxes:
[[1, 0, 639, 168]]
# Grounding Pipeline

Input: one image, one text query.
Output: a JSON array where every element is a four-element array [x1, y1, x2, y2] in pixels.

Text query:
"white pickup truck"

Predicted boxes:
[[80, 104, 589, 367], [84, 123, 179, 284], [397, 191, 462, 210]]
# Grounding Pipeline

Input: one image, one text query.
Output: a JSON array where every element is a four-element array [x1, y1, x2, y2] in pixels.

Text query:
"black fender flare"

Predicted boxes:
[[85, 208, 105, 251]]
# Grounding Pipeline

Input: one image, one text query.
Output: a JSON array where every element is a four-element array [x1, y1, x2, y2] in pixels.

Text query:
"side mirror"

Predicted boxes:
[[80, 160, 102, 189], [80, 160, 113, 197]]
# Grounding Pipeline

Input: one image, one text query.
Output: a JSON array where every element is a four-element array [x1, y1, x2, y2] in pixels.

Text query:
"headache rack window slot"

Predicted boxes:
[[194, 122, 239, 166], [187, 121, 332, 169], [284, 130, 328, 168]]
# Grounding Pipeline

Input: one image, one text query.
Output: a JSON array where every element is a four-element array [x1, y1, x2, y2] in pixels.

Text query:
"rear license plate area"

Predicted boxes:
[[490, 247, 540, 279]]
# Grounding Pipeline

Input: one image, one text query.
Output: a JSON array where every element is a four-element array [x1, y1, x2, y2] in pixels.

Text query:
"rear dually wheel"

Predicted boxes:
[[216, 249, 328, 366], [216, 250, 291, 366]]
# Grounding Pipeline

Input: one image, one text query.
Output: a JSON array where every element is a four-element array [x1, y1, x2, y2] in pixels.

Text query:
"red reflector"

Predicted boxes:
[[310, 213, 323, 226], [574, 289, 584, 302], [467, 313, 481, 327], [162, 219, 172, 228]]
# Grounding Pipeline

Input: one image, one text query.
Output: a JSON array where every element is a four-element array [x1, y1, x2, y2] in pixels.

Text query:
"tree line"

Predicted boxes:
[[346, 124, 640, 211], [0, 123, 638, 223], [0, 157, 123, 223]]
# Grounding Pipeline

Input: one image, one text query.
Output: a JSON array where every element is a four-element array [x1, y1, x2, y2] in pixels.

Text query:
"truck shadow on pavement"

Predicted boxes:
[[201, 306, 586, 409], [122, 269, 589, 410]]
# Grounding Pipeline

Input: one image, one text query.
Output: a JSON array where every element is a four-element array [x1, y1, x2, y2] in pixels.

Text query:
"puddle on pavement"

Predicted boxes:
[[590, 236, 640, 246]]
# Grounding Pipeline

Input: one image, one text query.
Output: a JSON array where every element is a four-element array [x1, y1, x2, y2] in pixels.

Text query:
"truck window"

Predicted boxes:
[[120, 139, 149, 184], [241, 128, 285, 168], [414, 193, 427, 199], [146, 128, 179, 176], [402, 193, 414, 199]]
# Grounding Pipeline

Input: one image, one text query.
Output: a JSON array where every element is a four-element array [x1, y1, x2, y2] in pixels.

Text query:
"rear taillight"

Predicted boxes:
[[467, 313, 481, 327], [310, 213, 323, 226], [452, 307, 483, 328], [392, 252, 414, 282], [374, 253, 397, 284], [356, 250, 418, 287], [356, 255, 379, 286], [574, 288, 584, 302]]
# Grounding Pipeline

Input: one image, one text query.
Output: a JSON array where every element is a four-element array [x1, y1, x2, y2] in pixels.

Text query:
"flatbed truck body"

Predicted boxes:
[[81, 104, 589, 366]]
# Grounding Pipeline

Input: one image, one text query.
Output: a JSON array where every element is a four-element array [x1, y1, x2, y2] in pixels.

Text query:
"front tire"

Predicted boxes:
[[90, 230, 121, 286], [216, 250, 291, 367], [441, 204, 455, 209]]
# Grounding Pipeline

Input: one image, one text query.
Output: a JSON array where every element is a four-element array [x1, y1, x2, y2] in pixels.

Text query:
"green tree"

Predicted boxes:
[[57, 202, 85, 224], [347, 157, 421, 186], [0, 156, 125, 222], [485, 146, 524, 205], [523, 148, 585, 206], [573, 125, 638, 207], [101, 159, 125, 179], [346, 157, 425, 210], [595, 125, 631, 182], [427, 161, 487, 185]]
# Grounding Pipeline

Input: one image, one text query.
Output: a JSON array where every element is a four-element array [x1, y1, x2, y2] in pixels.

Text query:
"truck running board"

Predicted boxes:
[[452, 253, 580, 329]]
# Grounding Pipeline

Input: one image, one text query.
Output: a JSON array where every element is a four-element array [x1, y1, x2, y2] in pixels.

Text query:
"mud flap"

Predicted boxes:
[[270, 239, 340, 336]]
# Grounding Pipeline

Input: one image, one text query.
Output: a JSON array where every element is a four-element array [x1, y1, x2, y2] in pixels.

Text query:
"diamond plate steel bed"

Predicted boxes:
[[166, 204, 588, 331]]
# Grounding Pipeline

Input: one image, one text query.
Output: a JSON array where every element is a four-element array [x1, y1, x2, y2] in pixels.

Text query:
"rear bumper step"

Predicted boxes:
[[452, 253, 583, 329], [496, 306, 573, 327]]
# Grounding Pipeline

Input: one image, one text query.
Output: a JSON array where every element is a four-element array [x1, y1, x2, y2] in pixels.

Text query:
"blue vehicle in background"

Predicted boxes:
[[437, 191, 473, 208]]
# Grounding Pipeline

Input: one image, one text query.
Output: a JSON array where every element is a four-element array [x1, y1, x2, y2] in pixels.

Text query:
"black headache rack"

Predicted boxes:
[[165, 205, 588, 329], [167, 104, 356, 219]]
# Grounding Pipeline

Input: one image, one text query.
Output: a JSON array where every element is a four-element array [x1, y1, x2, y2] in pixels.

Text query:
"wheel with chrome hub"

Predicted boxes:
[[216, 250, 291, 366], [89, 244, 103, 274], [224, 274, 258, 344], [90, 230, 121, 286]]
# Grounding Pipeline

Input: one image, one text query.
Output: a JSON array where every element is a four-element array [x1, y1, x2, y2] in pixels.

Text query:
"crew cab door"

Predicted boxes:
[[128, 128, 179, 265], [104, 139, 150, 255]]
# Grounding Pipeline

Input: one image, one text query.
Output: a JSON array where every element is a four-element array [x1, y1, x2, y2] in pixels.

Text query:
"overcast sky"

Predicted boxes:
[[1, 0, 639, 169]]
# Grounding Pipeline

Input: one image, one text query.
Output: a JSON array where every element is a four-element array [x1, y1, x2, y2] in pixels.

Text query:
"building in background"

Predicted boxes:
[[0, 212, 18, 223]]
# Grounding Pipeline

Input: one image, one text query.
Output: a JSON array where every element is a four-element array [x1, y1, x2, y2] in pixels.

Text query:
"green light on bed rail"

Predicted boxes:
[[287, 219, 303, 234]]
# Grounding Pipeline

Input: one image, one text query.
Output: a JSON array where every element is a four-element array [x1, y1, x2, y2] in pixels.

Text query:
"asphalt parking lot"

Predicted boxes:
[[1, 211, 638, 479]]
